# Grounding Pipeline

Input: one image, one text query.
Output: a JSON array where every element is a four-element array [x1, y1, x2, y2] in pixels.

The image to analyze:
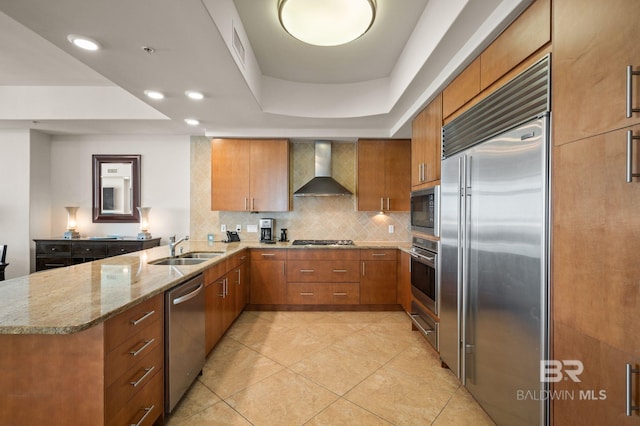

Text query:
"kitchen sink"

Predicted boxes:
[[148, 257, 209, 266], [178, 252, 224, 259]]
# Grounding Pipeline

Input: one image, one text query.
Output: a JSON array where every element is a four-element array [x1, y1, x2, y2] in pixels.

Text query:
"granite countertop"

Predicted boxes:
[[0, 240, 411, 335]]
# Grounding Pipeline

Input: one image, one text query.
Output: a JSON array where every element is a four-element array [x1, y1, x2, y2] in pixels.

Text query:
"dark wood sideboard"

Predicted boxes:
[[34, 238, 161, 271]]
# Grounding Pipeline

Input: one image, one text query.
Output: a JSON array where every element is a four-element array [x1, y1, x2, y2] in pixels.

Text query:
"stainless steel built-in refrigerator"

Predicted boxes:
[[439, 56, 550, 425]]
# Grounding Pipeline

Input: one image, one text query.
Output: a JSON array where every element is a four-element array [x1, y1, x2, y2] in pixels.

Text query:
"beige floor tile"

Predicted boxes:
[[306, 398, 393, 425], [199, 338, 284, 399], [345, 365, 460, 425], [385, 337, 459, 385], [248, 326, 332, 366], [432, 386, 496, 426], [166, 380, 221, 423], [226, 369, 339, 426], [332, 328, 410, 365], [225, 313, 292, 348], [173, 401, 253, 425], [290, 343, 383, 395]]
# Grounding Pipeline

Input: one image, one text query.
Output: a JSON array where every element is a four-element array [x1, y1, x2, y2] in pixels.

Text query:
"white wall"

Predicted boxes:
[[0, 130, 32, 278], [29, 130, 52, 272], [49, 134, 191, 245]]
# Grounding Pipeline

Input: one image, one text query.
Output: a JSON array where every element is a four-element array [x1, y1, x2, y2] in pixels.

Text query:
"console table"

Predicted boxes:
[[34, 238, 161, 271]]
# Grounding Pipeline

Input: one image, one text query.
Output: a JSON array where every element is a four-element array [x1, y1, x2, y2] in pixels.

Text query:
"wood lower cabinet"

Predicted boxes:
[[0, 294, 164, 425], [553, 126, 640, 424], [286, 249, 360, 304], [357, 139, 411, 212], [412, 94, 442, 188], [360, 249, 397, 304], [250, 249, 287, 304], [397, 250, 412, 313], [211, 139, 290, 212], [553, 0, 640, 145], [34, 238, 161, 271]]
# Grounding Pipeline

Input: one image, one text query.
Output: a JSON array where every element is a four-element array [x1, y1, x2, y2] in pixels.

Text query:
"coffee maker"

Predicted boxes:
[[259, 218, 275, 243]]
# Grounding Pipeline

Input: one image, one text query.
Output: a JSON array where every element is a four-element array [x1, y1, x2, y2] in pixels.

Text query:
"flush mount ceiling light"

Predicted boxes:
[[144, 90, 165, 100], [67, 34, 101, 51], [278, 0, 376, 47], [185, 90, 204, 100], [184, 118, 200, 126]]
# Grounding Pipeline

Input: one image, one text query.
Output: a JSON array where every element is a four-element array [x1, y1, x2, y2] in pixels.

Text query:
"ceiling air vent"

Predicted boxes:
[[232, 23, 245, 66]]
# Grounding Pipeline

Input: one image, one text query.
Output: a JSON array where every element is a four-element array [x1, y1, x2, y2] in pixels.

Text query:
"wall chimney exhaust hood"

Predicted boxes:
[[294, 140, 352, 196]]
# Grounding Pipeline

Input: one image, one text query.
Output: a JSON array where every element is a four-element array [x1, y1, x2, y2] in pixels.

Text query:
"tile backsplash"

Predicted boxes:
[[190, 137, 410, 242]]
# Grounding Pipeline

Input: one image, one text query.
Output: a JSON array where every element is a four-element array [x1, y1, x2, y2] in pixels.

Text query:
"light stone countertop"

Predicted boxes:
[[0, 240, 412, 335]]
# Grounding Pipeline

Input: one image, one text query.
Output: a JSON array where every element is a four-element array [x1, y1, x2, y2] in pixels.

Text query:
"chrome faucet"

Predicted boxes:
[[169, 235, 189, 257]]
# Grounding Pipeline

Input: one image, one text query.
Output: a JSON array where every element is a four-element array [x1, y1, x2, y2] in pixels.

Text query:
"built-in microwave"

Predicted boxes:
[[410, 186, 440, 236]]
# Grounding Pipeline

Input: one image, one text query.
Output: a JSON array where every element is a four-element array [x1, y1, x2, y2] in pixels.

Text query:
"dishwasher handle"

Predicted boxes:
[[172, 283, 204, 305]]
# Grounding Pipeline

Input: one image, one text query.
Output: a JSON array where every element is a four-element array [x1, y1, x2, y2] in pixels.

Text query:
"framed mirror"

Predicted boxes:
[[92, 155, 141, 223]]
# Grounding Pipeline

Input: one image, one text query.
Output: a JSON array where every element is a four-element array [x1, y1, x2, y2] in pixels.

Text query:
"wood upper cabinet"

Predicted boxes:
[[357, 139, 411, 212], [553, 0, 640, 145], [552, 125, 640, 424], [211, 139, 290, 212], [442, 58, 481, 119], [360, 249, 397, 304], [480, 0, 550, 91], [412, 94, 442, 189]]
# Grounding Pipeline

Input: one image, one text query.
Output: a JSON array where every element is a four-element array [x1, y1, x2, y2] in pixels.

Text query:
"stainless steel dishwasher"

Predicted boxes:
[[165, 273, 205, 413]]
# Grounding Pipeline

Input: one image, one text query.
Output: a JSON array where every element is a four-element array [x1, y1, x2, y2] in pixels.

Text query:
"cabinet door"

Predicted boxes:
[[442, 57, 481, 119], [397, 251, 412, 313], [250, 139, 290, 212], [211, 139, 251, 211], [360, 260, 397, 304], [411, 94, 442, 188], [205, 280, 224, 354], [553, 0, 640, 145], [553, 126, 640, 423], [250, 260, 287, 304], [384, 139, 411, 211], [357, 139, 386, 211]]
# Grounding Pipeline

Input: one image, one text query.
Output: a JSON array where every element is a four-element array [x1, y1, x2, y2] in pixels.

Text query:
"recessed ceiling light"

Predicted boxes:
[[144, 90, 165, 100], [185, 91, 204, 100], [278, 0, 376, 47], [67, 34, 101, 51], [184, 118, 200, 126]]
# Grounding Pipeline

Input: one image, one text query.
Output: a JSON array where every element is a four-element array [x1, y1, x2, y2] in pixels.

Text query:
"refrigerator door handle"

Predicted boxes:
[[462, 155, 474, 385]]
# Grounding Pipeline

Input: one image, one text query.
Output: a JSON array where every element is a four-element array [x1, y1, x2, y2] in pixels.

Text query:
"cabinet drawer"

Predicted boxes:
[[36, 257, 71, 270], [250, 249, 287, 261], [106, 242, 142, 257], [287, 283, 359, 304], [107, 366, 163, 426], [105, 320, 163, 388], [72, 242, 107, 257], [105, 345, 163, 419], [360, 249, 396, 261], [36, 242, 71, 255], [287, 249, 360, 261], [287, 260, 360, 282], [105, 295, 163, 350], [228, 249, 248, 270]]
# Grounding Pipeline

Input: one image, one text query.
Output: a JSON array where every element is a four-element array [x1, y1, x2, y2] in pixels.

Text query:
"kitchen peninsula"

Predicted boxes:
[[0, 240, 412, 425]]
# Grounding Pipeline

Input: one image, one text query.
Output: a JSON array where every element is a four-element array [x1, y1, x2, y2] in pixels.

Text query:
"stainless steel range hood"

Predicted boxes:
[[294, 140, 352, 196]]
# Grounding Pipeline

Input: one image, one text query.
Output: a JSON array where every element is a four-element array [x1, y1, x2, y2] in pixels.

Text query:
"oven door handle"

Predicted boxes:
[[410, 252, 435, 266]]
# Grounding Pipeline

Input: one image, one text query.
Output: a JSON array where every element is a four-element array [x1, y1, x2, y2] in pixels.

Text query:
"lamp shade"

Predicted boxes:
[[137, 207, 152, 240], [278, 0, 376, 46], [63, 206, 80, 239]]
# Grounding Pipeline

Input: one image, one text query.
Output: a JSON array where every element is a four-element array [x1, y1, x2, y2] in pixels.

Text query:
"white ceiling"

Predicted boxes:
[[0, 0, 532, 139]]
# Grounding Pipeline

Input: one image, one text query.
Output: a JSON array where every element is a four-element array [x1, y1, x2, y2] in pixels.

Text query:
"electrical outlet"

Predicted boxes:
[[388, 225, 395, 233], [221, 224, 227, 232], [236, 224, 242, 232]]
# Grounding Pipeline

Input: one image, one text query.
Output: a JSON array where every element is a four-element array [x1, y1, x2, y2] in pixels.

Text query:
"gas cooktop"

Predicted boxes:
[[291, 239, 355, 246]]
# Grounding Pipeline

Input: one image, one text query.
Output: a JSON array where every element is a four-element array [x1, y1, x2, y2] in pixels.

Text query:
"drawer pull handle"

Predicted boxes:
[[120, 248, 126, 252], [300, 292, 314, 296], [372, 253, 387, 257], [333, 269, 347, 273], [333, 292, 347, 296], [627, 363, 640, 416], [261, 253, 275, 257], [130, 310, 155, 326], [131, 405, 155, 426], [130, 338, 155, 357], [627, 130, 640, 183], [130, 366, 155, 388], [300, 269, 314, 273], [45, 263, 66, 267], [626, 65, 640, 118], [50, 247, 57, 252]]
